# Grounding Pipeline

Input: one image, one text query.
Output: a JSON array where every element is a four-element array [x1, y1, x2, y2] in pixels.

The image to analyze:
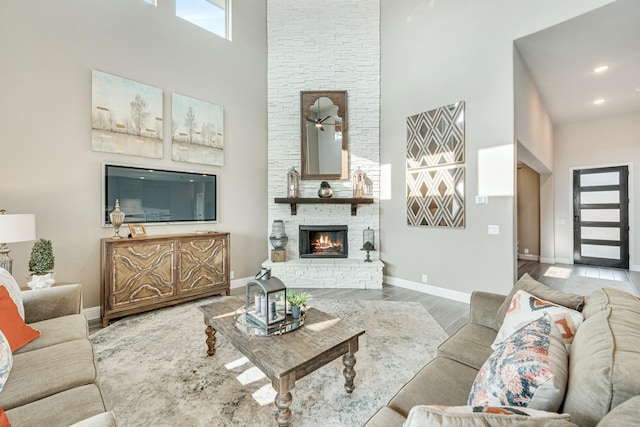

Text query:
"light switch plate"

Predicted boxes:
[[488, 225, 500, 235]]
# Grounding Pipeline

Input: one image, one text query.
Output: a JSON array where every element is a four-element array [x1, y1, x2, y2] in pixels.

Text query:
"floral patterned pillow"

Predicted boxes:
[[468, 315, 568, 412], [0, 330, 12, 394], [492, 290, 583, 352]]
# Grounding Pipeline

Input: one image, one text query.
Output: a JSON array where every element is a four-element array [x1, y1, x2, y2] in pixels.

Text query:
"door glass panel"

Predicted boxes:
[[581, 227, 620, 241], [580, 190, 619, 204], [580, 209, 619, 222], [580, 172, 619, 187], [581, 244, 620, 260]]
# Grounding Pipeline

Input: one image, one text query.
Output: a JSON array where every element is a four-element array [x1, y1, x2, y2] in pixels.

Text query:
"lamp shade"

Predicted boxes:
[[0, 214, 36, 243]]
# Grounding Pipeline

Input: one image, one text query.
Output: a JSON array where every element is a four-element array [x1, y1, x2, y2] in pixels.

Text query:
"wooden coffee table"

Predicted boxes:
[[199, 296, 365, 427]]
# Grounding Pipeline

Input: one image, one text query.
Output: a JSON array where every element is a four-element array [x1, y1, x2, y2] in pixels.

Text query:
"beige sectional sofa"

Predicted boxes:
[[0, 284, 116, 426], [365, 274, 640, 426]]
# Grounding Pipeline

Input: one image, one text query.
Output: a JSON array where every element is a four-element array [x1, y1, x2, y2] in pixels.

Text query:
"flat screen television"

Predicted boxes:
[[103, 163, 217, 226]]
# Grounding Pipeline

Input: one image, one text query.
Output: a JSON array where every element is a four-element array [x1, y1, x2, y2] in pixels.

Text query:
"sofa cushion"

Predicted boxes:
[[492, 290, 583, 352], [14, 314, 88, 355], [5, 384, 108, 427], [0, 332, 11, 394], [0, 267, 24, 320], [0, 286, 40, 352], [562, 306, 640, 427], [388, 357, 479, 417], [494, 274, 584, 330], [363, 406, 405, 427], [404, 405, 574, 427], [468, 315, 568, 411], [437, 323, 496, 369], [0, 339, 98, 410], [596, 395, 640, 427], [581, 287, 640, 319]]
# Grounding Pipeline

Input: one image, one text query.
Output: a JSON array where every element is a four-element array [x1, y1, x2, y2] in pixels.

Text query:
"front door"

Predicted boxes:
[[573, 166, 629, 269]]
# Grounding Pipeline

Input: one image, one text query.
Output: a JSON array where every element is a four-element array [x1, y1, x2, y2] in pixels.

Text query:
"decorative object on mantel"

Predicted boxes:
[[270, 220, 288, 263], [361, 227, 376, 262], [0, 210, 36, 274], [318, 181, 333, 198], [286, 290, 309, 319], [244, 268, 287, 327], [352, 167, 366, 198], [27, 238, 55, 289], [109, 199, 126, 239], [406, 101, 466, 228], [287, 166, 300, 198]]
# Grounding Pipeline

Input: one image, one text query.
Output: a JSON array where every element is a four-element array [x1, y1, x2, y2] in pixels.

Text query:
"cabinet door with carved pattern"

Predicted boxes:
[[111, 242, 175, 308], [177, 236, 227, 294]]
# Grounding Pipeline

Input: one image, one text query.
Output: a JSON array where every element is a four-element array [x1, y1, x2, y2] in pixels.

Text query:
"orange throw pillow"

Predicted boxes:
[[0, 287, 40, 352], [0, 406, 10, 427]]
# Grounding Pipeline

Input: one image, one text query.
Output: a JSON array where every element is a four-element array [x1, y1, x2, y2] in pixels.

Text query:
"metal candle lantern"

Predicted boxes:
[[245, 268, 287, 327], [361, 226, 376, 262], [270, 220, 288, 250], [287, 166, 300, 198], [352, 167, 366, 198]]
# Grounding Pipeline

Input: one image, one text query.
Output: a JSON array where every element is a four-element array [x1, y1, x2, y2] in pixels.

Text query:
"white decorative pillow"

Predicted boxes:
[[0, 330, 13, 394], [404, 404, 572, 427], [468, 315, 568, 412], [492, 290, 583, 352], [0, 267, 24, 320]]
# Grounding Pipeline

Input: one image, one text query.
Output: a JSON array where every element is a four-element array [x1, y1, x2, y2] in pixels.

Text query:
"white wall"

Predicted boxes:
[[380, 0, 613, 295], [0, 0, 268, 308], [554, 112, 640, 269]]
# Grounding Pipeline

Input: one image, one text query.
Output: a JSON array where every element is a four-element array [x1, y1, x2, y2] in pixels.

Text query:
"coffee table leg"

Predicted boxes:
[[204, 318, 217, 356], [343, 338, 359, 393], [273, 376, 294, 427]]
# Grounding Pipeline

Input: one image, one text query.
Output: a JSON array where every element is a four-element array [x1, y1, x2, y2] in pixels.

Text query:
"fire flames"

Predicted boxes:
[[311, 234, 344, 254]]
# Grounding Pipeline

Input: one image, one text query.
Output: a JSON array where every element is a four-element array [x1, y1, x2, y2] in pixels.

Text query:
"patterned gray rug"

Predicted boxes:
[[91, 298, 447, 427]]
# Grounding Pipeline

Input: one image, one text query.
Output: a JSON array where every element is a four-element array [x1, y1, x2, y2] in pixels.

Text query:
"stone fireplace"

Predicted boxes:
[[299, 225, 348, 258]]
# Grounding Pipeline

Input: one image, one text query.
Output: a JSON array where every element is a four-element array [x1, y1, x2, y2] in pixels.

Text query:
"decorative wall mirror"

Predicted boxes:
[[300, 90, 348, 180]]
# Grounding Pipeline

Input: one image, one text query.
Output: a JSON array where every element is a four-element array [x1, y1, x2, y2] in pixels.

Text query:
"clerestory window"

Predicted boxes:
[[176, 0, 231, 40]]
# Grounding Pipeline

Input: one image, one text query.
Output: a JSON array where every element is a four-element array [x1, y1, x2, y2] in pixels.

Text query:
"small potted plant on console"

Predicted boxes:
[[27, 238, 55, 289], [286, 291, 310, 319]]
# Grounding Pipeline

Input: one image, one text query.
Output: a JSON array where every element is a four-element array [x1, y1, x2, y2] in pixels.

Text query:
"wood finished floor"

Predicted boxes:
[[91, 262, 640, 336]]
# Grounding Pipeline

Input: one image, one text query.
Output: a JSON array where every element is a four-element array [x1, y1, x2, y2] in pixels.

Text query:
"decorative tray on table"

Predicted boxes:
[[235, 306, 307, 337]]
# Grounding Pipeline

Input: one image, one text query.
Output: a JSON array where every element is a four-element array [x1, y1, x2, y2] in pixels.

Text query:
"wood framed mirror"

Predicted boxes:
[[300, 90, 348, 180]]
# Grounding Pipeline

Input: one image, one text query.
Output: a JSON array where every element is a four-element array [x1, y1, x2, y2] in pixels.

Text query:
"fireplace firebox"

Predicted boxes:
[[299, 225, 348, 258]]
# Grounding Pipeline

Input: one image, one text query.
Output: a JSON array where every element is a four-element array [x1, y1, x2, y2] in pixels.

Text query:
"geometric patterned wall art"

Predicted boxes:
[[407, 166, 465, 227], [407, 101, 465, 168], [406, 101, 465, 228]]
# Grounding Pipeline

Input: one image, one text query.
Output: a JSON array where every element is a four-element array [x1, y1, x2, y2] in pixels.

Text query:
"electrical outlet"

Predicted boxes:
[[421, 274, 428, 283], [524, 248, 529, 254], [488, 225, 500, 235], [230, 271, 235, 280]]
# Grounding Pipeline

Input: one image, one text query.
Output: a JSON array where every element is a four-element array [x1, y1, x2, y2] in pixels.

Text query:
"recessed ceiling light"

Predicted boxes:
[[593, 99, 605, 105], [594, 65, 609, 73]]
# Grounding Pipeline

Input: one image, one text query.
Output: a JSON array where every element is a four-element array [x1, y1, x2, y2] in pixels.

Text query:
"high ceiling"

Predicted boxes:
[[515, 0, 640, 126]]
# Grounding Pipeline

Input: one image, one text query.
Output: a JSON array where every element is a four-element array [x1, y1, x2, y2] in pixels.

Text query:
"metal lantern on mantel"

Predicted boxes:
[[352, 167, 366, 198], [361, 226, 376, 262], [287, 166, 300, 198], [245, 268, 287, 327]]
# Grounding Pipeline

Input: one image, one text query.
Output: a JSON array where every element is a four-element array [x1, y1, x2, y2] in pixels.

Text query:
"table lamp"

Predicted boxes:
[[0, 210, 36, 274]]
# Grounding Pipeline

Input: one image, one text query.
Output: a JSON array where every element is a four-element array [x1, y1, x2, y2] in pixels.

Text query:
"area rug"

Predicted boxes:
[[91, 298, 447, 427], [562, 275, 638, 296]]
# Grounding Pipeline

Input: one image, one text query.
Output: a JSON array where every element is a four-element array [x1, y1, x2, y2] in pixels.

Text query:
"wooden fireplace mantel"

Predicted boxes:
[[274, 197, 374, 216]]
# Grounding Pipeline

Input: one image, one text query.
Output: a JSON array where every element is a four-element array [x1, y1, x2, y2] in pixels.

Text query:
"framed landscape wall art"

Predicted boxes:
[[91, 70, 164, 158], [172, 93, 224, 166], [406, 101, 466, 228]]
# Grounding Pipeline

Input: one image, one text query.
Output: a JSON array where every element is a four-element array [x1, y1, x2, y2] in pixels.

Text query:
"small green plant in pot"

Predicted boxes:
[[318, 181, 333, 198], [286, 291, 309, 319], [27, 238, 56, 289]]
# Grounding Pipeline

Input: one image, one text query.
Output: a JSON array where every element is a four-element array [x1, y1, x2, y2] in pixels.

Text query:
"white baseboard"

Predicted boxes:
[[518, 253, 539, 261], [384, 275, 470, 304], [231, 276, 253, 289], [555, 258, 573, 265], [83, 306, 101, 321], [630, 264, 640, 272], [539, 257, 555, 264]]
